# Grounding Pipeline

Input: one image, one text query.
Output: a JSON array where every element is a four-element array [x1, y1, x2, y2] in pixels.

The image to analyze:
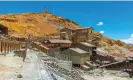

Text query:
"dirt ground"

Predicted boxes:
[[0, 50, 42, 80]]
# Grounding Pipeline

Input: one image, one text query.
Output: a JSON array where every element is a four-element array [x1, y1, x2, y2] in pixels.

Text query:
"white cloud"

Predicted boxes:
[[131, 34, 133, 38], [100, 31, 104, 34], [121, 34, 133, 44], [97, 22, 103, 26]]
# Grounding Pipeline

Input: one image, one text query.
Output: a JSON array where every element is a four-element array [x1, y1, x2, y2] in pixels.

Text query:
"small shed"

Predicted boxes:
[[0, 24, 8, 35], [62, 48, 90, 66]]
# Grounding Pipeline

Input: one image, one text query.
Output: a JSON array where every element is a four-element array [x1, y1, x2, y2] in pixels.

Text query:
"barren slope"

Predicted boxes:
[[0, 11, 81, 36], [0, 11, 132, 57], [94, 32, 133, 57]]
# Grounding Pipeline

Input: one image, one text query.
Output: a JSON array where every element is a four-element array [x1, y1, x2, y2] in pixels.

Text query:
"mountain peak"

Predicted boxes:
[[44, 8, 51, 14]]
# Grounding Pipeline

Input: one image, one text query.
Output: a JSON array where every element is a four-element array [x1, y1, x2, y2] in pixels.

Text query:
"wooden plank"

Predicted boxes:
[[99, 61, 124, 68]]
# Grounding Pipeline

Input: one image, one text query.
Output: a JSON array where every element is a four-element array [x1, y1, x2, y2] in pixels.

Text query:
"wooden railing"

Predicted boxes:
[[0, 40, 23, 55]]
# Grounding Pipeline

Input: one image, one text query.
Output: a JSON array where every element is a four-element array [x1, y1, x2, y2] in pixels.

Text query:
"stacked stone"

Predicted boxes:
[[45, 61, 85, 80]]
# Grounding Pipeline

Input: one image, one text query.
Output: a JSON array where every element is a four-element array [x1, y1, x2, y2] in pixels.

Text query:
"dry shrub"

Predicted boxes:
[[17, 74, 23, 78]]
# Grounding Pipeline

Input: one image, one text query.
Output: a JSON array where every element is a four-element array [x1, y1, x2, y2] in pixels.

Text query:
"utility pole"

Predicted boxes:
[[44, 6, 47, 13]]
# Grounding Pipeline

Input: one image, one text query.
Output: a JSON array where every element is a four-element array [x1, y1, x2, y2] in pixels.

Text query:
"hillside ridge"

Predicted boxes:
[[0, 10, 133, 57]]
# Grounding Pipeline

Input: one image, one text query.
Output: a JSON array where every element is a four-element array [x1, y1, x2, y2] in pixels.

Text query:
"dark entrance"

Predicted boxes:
[[0, 24, 8, 35]]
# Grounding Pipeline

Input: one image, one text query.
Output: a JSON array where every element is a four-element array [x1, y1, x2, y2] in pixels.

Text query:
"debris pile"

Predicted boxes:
[[45, 62, 84, 80]]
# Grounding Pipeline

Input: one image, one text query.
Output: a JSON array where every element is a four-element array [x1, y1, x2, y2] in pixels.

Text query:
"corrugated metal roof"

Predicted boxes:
[[80, 42, 96, 47], [70, 48, 89, 54], [48, 39, 72, 44]]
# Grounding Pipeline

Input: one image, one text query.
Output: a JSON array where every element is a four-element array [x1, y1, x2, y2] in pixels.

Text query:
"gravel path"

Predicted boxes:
[[0, 51, 42, 80]]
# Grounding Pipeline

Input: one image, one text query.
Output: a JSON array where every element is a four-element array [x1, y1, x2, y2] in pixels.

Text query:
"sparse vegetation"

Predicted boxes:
[[115, 40, 124, 46], [8, 30, 15, 33], [66, 18, 79, 25]]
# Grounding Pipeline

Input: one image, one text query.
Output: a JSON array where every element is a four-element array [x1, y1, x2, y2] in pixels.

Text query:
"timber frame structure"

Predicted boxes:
[[0, 39, 23, 56]]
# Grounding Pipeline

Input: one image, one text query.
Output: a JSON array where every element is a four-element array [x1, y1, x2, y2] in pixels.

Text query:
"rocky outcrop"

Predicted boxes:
[[93, 32, 133, 58]]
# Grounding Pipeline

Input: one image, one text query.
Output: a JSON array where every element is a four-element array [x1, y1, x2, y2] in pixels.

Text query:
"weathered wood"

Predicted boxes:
[[0, 40, 23, 56], [99, 61, 123, 68], [13, 35, 37, 61], [98, 58, 133, 71]]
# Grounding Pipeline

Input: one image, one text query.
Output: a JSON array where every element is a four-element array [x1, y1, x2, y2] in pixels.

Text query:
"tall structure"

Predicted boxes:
[[60, 28, 73, 40], [44, 8, 48, 13], [60, 27, 94, 43]]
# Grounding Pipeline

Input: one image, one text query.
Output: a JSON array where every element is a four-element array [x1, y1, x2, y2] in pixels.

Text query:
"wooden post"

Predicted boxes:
[[12, 43, 14, 51], [0, 41, 2, 52], [17, 43, 19, 51], [14, 43, 15, 51], [7, 42, 9, 53], [5, 42, 7, 55], [6, 42, 8, 53], [15, 43, 17, 51], [18, 43, 20, 50], [13, 43, 15, 51], [3, 42, 6, 56], [11, 42, 13, 51], [11, 43, 13, 51], [1, 42, 3, 53], [9, 42, 11, 52], [3, 42, 5, 53], [18, 42, 20, 50]]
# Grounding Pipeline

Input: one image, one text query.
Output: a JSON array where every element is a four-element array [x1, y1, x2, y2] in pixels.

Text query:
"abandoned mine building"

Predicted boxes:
[[41, 39, 72, 57], [60, 27, 94, 43], [75, 42, 96, 55], [33, 27, 109, 69], [73, 42, 97, 61], [59, 42, 97, 68], [61, 48, 90, 66]]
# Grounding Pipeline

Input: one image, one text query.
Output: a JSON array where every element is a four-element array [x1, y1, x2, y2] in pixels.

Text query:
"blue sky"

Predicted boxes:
[[0, 1, 133, 43]]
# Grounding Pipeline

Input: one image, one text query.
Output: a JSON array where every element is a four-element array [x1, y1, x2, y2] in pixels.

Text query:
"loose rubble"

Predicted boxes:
[[17, 74, 23, 78]]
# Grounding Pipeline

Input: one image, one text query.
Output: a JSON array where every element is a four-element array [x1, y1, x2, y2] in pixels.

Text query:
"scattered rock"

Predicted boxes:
[[116, 71, 129, 77], [17, 74, 23, 78]]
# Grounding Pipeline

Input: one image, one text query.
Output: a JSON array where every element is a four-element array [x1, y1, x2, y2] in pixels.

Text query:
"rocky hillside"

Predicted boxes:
[[94, 32, 133, 58], [0, 10, 81, 37], [0, 10, 132, 57]]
